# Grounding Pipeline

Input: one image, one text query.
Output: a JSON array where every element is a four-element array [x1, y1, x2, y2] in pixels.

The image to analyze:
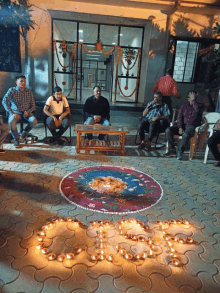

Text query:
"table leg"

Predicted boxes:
[[121, 133, 126, 155], [76, 131, 81, 154]]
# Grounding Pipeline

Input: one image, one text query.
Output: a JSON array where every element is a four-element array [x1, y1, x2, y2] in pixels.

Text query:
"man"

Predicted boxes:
[[138, 92, 170, 151], [207, 119, 220, 167], [0, 122, 10, 153], [152, 68, 180, 119], [2, 76, 37, 148], [43, 86, 70, 141], [83, 86, 110, 140], [164, 90, 201, 160]]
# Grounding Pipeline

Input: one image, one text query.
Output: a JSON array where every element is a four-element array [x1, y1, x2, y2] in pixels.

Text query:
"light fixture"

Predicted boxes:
[[112, 42, 116, 45], [79, 29, 83, 33], [79, 39, 83, 42]]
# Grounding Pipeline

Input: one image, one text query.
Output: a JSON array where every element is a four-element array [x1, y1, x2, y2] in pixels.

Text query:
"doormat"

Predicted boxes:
[[59, 165, 163, 214]]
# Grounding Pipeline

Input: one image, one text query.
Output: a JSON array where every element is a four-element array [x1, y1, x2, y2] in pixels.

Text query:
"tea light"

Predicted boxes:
[[100, 250, 105, 255], [99, 225, 104, 230], [156, 220, 162, 225], [121, 218, 127, 223], [120, 249, 126, 255], [149, 244, 155, 250], [91, 254, 98, 261], [172, 258, 180, 266], [169, 247, 175, 253], [97, 220, 103, 224], [46, 222, 52, 227], [116, 244, 121, 250], [59, 217, 65, 222], [38, 237, 44, 242], [186, 237, 193, 244], [169, 219, 176, 225], [124, 253, 133, 260], [176, 219, 181, 224], [141, 252, 147, 259], [117, 220, 122, 225], [124, 233, 129, 239], [170, 236, 177, 242], [36, 243, 44, 250], [163, 235, 169, 241], [148, 249, 154, 257], [119, 230, 124, 235], [129, 218, 134, 223], [98, 243, 104, 249], [131, 235, 137, 240], [118, 225, 122, 230], [74, 219, 79, 223], [90, 221, 96, 226], [66, 253, 74, 260], [142, 225, 148, 231], [107, 254, 113, 261], [67, 217, 73, 222], [182, 220, 189, 226], [104, 220, 110, 225], [134, 253, 141, 260], [99, 254, 106, 260], [170, 252, 178, 258], [52, 218, 58, 223], [98, 237, 104, 242], [138, 236, 145, 242], [178, 237, 185, 244], [57, 254, 65, 262], [163, 220, 169, 226], [167, 241, 173, 247], [42, 225, 48, 230], [73, 246, 82, 254], [41, 248, 48, 254], [48, 253, 56, 260], [39, 231, 45, 236], [146, 239, 152, 245]]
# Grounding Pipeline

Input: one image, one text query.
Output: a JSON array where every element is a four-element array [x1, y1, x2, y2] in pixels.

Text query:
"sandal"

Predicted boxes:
[[138, 142, 146, 150]]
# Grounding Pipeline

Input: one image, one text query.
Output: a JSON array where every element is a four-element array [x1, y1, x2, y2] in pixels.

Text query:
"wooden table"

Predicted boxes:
[[74, 124, 129, 155]]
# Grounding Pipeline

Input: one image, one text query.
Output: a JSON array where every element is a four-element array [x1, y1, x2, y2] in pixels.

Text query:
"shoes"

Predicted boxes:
[[144, 144, 151, 151], [14, 141, 20, 148], [163, 149, 177, 157], [21, 132, 27, 139], [138, 142, 145, 150], [214, 161, 220, 166], [0, 149, 6, 154], [177, 152, 183, 160]]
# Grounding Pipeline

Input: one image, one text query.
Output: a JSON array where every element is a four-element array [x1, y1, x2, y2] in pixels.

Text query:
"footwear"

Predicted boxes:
[[163, 149, 177, 157], [14, 141, 20, 148], [214, 161, 220, 166], [177, 152, 183, 160], [21, 132, 27, 139], [0, 149, 6, 154], [138, 142, 145, 150], [144, 142, 151, 151]]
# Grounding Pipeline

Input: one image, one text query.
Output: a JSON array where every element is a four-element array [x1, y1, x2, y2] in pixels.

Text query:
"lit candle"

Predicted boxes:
[[182, 220, 189, 226], [170, 236, 177, 242], [48, 253, 56, 260], [156, 220, 162, 225], [149, 244, 155, 250], [107, 254, 113, 261], [116, 244, 121, 250], [178, 237, 185, 244], [163, 235, 169, 241], [97, 220, 103, 224], [146, 239, 152, 245], [57, 254, 65, 261], [59, 217, 65, 222], [46, 222, 52, 227], [90, 221, 96, 226], [91, 254, 98, 261], [172, 258, 180, 266], [74, 219, 79, 223], [66, 253, 74, 260], [163, 220, 169, 226], [104, 220, 110, 225], [38, 237, 44, 242], [99, 254, 106, 260], [117, 220, 122, 225], [176, 219, 181, 224], [169, 219, 176, 225], [124, 253, 132, 260], [67, 217, 73, 222], [100, 250, 105, 255], [98, 243, 104, 249], [134, 253, 140, 260], [138, 236, 145, 242], [120, 249, 126, 255], [170, 252, 178, 258], [128, 218, 134, 223], [99, 225, 104, 230], [52, 218, 58, 223], [131, 235, 137, 241], [169, 247, 175, 253], [36, 244, 44, 250], [167, 241, 173, 247], [39, 231, 45, 236], [73, 246, 82, 254], [41, 248, 48, 254], [148, 249, 154, 257], [141, 252, 147, 259], [142, 225, 148, 231], [186, 237, 193, 244], [118, 225, 122, 230]]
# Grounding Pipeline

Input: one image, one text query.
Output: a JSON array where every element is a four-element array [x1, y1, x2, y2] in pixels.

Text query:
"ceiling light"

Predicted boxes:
[[79, 30, 83, 33], [79, 39, 83, 42], [120, 34, 123, 36], [112, 42, 116, 45]]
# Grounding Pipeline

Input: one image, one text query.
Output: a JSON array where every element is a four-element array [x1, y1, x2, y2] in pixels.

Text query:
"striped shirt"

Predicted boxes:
[[144, 102, 170, 120], [152, 74, 180, 97], [2, 86, 35, 114]]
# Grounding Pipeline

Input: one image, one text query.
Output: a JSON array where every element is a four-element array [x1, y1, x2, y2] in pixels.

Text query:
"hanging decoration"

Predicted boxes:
[[59, 40, 71, 58], [62, 81, 66, 86], [53, 40, 77, 69], [80, 42, 114, 55]]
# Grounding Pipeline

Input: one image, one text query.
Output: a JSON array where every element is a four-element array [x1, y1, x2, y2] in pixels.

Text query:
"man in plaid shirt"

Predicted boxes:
[[138, 92, 170, 151], [2, 76, 37, 147]]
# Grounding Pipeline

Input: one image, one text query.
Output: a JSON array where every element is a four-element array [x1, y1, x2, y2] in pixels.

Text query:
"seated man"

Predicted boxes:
[[164, 90, 201, 160], [207, 119, 220, 166], [43, 86, 70, 141], [0, 122, 10, 153], [138, 91, 170, 151], [83, 86, 110, 140], [2, 75, 37, 148]]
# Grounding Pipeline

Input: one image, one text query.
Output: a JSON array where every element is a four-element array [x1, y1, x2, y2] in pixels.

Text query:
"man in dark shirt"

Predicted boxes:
[[164, 90, 202, 160], [83, 86, 110, 140]]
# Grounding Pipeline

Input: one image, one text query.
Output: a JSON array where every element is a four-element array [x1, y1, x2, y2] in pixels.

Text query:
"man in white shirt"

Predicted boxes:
[[43, 86, 70, 140]]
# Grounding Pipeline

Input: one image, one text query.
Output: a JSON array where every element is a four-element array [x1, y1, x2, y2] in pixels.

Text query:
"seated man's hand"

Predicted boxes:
[[13, 113, 21, 120], [179, 128, 184, 135], [58, 116, 63, 127], [94, 115, 101, 123], [150, 117, 158, 122], [53, 117, 60, 128]]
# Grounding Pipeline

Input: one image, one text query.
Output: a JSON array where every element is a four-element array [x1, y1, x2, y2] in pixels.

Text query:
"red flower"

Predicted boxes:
[[62, 81, 66, 85], [124, 86, 128, 90]]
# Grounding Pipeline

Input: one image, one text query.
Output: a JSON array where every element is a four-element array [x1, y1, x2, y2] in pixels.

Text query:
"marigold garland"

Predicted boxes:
[[53, 40, 77, 69], [119, 48, 141, 71], [80, 43, 114, 55]]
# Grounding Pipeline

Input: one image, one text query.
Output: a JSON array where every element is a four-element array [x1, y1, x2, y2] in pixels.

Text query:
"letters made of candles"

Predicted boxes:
[[36, 217, 195, 267]]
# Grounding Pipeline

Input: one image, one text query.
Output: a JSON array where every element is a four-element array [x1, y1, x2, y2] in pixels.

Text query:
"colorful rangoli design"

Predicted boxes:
[[59, 166, 163, 214]]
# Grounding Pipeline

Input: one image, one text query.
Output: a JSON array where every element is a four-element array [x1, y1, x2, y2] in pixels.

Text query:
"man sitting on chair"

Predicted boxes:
[[43, 86, 70, 141], [2, 75, 37, 148], [138, 92, 170, 151], [207, 119, 220, 167], [0, 122, 10, 153], [83, 86, 110, 140], [164, 90, 201, 160]]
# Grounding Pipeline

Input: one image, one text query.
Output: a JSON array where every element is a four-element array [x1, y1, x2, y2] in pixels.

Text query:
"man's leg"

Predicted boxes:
[[22, 113, 37, 137], [138, 119, 150, 149], [46, 116, 58, 137], [178, 125, 195, 155], [0, 123, 10, 150], [164, 125, 179, 156], [57, 116, 71, 137], [84, 117, 95, 139], [162, 96, 172, 121], [207, 130, 220, 164], [8, 113, 20, 145], [98, 118, 110, 140]]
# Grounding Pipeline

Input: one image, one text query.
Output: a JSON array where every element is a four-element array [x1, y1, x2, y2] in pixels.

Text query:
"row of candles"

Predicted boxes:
[[36, 217, 194, 266]]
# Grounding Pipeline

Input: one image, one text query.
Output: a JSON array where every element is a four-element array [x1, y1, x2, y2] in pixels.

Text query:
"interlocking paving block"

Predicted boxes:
[[87, 259, 123, 279], [165, 266, 202, 292], [203, 203, 216, 216], [183, 197, 204, 211], [197, 272, 220, 293], [191, 227, 217, 244], [213, 214, 220, 227], [201, 220, 220, 236], [0, 255, 18, 284], [200, 241, 220, 263], [0, 214, 15, 231], [136, 257, 171, 278], [192, 209, 216, 226], [27, 215, 55, 233], [2, 266, 43, 293], [126, 287, 145, 293], [1, 236, 27, 258], [213, 234, 220, 252], [114, 263, 151, 292], [12, 246, 49, 270], [147, 273, 178, 293], [40, 277, 62, 293], [10, 209, 37, 224], [0, 236, 7, 248], [213, 260, 220, 285], [185, 250, 217, 276], [35, 260, 72, 282], [94, 275, 123, 293], [171, 203, 190, 216], [179, 286, 196, 293], [60, 264, 99, 292]]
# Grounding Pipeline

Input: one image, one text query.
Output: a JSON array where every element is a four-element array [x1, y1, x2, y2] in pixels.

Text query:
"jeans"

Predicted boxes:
[[46, 115, 70, 138], [207, 130, 220, 161], [8, 112, 37, 142], [166, 125, 195, 153], [0, 123, 10, 147], [84, 117, 110, 140], [139, 119, 169, 142], [162, 96, 172, 121]]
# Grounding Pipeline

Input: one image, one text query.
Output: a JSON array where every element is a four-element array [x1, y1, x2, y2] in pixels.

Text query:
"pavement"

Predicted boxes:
[[0, 108, 220, 293]]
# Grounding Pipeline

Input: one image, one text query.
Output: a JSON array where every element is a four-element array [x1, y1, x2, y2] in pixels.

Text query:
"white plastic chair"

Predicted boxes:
[[201, 112, 220, 164]]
